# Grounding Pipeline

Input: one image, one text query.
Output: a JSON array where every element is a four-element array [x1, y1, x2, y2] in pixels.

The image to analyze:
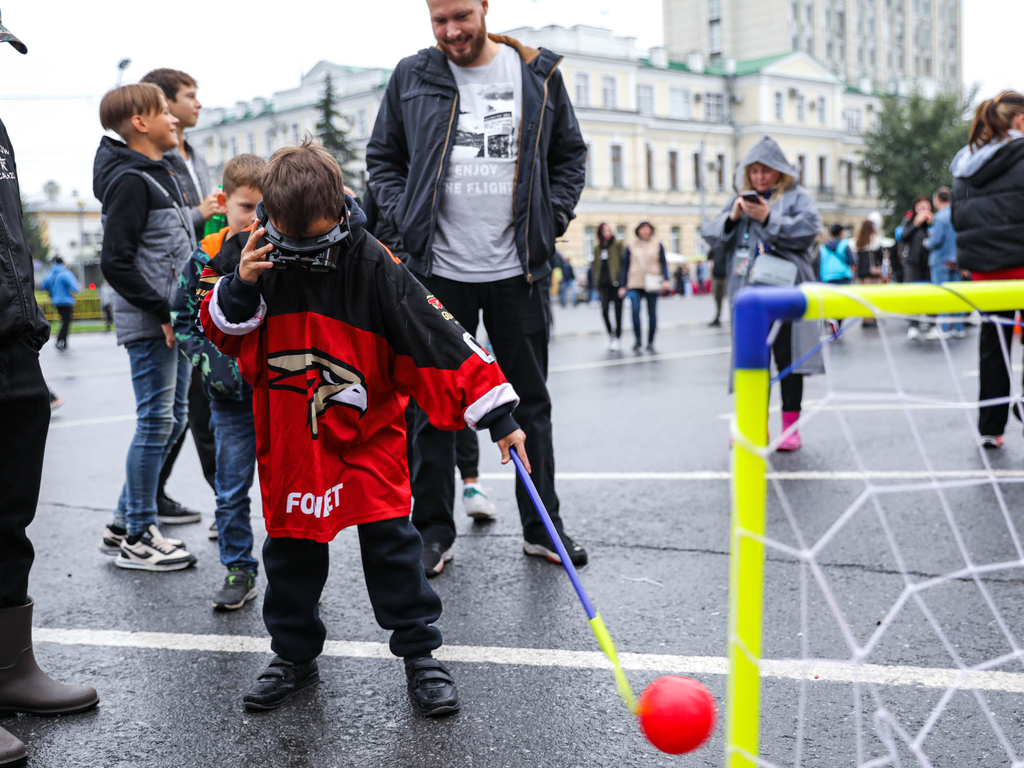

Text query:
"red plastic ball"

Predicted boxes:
[[637, 675, 717, 754]]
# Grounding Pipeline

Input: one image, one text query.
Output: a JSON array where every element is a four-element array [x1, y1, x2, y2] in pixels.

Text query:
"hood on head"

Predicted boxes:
[[736, 135, 798, 189], [950, 130, 1024, 179], [92, 135, 166, 204]]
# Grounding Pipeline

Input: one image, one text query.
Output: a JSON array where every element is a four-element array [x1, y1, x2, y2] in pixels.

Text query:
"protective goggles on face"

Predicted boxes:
[[257, 201, 351, 273]]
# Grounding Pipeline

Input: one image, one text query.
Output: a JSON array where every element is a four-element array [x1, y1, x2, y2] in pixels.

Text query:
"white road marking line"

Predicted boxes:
[[50, 415, 136, 429], [964, 365, 1023, 378], [550, 346, 730, 373], [480, 470, 1024, 481], [718, 402, 978, 419], [33, 627, 1024, 693]]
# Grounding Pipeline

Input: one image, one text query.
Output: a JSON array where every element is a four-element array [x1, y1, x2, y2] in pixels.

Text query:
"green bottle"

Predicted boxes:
[[203, 185, 227, 237]]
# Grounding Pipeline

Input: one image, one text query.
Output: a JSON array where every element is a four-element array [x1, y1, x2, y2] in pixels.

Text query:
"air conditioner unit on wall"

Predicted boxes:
[[788, 87, 800, 99]]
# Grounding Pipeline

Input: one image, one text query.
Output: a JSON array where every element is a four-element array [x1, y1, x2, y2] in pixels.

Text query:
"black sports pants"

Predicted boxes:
[[0, 342, 49, 609], [978, 310, 1024, 437], [262, 517, 443, 663], [56, 305, 72, 347], [408, 274, 561, 550], [771, 321, 804, 413], [599, 285, 623, 337]]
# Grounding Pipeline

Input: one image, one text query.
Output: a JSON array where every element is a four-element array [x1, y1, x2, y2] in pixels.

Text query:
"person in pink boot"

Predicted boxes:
[[701, 135, 823, 452]]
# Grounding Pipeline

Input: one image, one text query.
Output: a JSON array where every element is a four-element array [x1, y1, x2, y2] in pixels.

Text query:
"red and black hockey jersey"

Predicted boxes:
[[200, 225, 519, 543]]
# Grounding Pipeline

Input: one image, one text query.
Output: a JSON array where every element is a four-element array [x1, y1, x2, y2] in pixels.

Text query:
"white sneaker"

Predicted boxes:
[[907, 326, 920, 341], [924, 327, 947, 342], [952, 328, 968, 339], [462, 484, 497, 521], [115, 524, 197, 571], [604, 335, 614, 350], [610, 337, 621, 352]]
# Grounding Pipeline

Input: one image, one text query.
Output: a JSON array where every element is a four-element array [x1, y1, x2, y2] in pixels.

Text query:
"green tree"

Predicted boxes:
[[315, 75, 357, 171], [21, 195, 49, 262], [859, 89, 975, 231]]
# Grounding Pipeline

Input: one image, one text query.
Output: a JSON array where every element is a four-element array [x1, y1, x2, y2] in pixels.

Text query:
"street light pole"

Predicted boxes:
[[77, 199, 86, 288]]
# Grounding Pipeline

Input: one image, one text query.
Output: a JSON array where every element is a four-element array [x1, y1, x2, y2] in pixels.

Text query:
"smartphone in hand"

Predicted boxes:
[[740, 191, 762, 203]]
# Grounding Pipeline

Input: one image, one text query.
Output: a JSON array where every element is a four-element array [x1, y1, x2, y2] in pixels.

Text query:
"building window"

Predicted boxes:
[[796, 94, 806, 122], [845, 109, 863, 133], [585, 143, 594, 187], [797, 154, 806, 186], [602, 76, 617, 110], [693, 152, 702, 190], [818, 155, 828, 189], [670, 226, 681, 253], [716, 154, 726, 190], [775, 91, 784, 120], [264, 131, 274, 156], [668, 88, 691, 119], [611, 145, 624, 188], [705, 92, 725, 123], [575, 72, 590, 107], [292, 123, 301, 144], [246, 133, 256, 154], [846, 162, 855, 195], [229, 137, 237, 158], [668, 150, 679, 191], [708, 0, 721, 20], [817, 96, 827, 125], [709, 20, 722, 56], [646, 145, 655, 189], [355, 109, 368, 138], [638, 85, 654, 117], [584, 226, 596, 262]]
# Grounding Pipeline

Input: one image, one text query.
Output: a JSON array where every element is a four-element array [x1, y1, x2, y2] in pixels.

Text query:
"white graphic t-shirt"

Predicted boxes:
[[432, 44, 524, 283]]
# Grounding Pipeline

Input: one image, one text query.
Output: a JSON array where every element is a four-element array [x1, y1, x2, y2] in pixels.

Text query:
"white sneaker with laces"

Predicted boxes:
[[924, 327, 947, 341], [610, 337, 621, 352], [604, 335, 614, 351], [907, 326, 920, 341], [462, 483, 497, 521], [115, 524, 197, 571]]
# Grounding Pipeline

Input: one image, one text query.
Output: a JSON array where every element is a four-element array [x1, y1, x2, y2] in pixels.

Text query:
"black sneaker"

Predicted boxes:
[[99, 523, 126, 555], [632, 341, 643, 352], [157, 494, 202, 525], [646, 343, 657, 354], [523, 529, 588, 567], [421, 540, 453, 579], [243, 656, 319, 711], [405, 657, 460, 717], [208, 521, 219, 540], [708, 319, 722, 327], [213, 568, 257, 611]]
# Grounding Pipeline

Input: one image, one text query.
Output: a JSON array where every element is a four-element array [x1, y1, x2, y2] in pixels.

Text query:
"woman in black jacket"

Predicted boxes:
[[950, 90, 1024, 448]]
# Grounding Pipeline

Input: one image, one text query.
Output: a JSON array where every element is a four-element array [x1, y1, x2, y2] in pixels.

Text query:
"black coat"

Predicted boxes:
[[366, 35, 587, 284], [952, 138, 1024, 273]]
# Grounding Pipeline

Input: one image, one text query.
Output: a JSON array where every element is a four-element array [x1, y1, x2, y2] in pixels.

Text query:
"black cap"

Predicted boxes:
[[829, 223, 845, 238]]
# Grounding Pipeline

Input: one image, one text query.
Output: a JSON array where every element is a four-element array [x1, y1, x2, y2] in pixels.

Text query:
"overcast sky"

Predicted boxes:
[[0, 0, 1013, 198]]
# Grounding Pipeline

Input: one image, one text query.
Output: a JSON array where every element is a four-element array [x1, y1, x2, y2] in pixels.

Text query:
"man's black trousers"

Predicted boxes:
[[56, 305, 72, 347], [0, 342, 49, 609], [262, 517, 443, 663], [408, 274, 561, 550]]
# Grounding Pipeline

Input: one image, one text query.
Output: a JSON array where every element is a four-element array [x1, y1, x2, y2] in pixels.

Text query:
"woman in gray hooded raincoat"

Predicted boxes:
[[701, 135, 822, 451]]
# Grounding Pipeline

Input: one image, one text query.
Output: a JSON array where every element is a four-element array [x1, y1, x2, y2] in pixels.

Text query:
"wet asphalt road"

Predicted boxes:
[[13, 294, 1024, 767]]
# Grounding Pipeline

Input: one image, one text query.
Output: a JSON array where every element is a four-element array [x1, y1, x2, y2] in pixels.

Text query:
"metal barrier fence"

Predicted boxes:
[[34, 290, 104, 322]]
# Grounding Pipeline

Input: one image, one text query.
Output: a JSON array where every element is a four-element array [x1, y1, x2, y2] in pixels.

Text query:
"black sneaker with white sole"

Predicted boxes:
[[421, 540, 453, 578], [213, 568, 257, 611], [523, 529, 588, 567], [100, 523, 126, 555], [115, 525, 197, 571], [208, 521, 219, 540], [156, 494, 202, 525]]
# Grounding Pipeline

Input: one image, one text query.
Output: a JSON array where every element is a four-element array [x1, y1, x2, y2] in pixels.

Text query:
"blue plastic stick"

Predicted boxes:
[[509, 447, 597, 620]]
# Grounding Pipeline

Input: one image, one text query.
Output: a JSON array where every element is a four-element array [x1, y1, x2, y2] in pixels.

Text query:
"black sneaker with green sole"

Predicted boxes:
[[213, 568, 257, 611]]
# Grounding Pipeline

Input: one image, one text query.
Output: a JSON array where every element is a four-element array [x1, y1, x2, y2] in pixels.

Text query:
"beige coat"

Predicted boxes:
[[625, 238, 665, 291]]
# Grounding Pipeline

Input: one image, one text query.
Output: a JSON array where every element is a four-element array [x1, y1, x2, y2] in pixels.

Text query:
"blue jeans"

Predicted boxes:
[[930, 264, 966, 332], [114, 338, 191, 536], [628, 290, 659, 345], [558, 279, 576, 308], [209, 400, 258, 573]]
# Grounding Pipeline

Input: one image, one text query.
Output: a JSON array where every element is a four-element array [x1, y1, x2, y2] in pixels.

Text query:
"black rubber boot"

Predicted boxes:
[[0, 599, 99, 716], [405, 657, 460, 717], [0, 726, 26, 766], [243, 656, 319, 711]]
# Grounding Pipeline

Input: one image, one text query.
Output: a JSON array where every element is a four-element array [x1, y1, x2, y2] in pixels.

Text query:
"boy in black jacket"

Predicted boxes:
[[200, 141, 529, 716]]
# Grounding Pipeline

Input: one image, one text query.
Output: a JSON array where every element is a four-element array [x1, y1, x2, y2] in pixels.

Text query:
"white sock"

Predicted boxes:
[[463, 482, 483, 493]]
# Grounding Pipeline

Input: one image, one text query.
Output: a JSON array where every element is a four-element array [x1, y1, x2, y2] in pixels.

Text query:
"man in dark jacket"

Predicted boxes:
[[0, 18, 99, 765], [708, 242, 727, 327], [899, 197, 934, 339], [366, 0, 588, 574]]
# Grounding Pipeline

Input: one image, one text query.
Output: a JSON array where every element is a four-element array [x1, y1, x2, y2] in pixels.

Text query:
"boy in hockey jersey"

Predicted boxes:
[[200, 141, 528, 716], [171, 154, 266, 610]]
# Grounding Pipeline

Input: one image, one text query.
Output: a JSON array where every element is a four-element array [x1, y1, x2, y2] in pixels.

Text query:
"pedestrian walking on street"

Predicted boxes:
[[950, 90, 1024, 450], [854, 213, 885, 327], [556, 251, 576, 308], [708, 242, 727, 327], [366, 0, 589, 575], [99, 279, 115, 332], [40, 256, 78, 351], [926, 187, 965, 339], [899, 196, 934, 339], [593, 222, 624, 350], [819, 223, 856, 285], [94, 83, 199, 571], [701, 134, 822, 451], [0, 20, 99, 766], [620, 221, 670, 353]]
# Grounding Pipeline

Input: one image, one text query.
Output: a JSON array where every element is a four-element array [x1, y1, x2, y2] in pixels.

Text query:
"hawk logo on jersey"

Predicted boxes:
[[268, 348, 368, 439], [425, 294, 458, 323]]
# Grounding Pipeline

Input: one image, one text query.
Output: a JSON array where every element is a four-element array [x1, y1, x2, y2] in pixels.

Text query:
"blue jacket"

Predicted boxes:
[[819, 239, 855, 282], [41, 263, 79, 306], [366, 34, 587, 284], [927, 206, 956, 270]]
